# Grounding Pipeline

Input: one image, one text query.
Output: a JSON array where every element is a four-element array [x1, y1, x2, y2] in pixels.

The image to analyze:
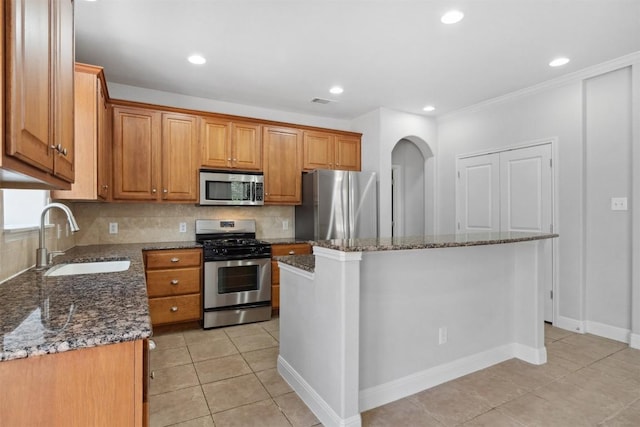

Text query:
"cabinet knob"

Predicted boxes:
[[232, 158, 237, 162], [170, 279, 179, 285], [170, 306, 178, 312], [170, 257, 180, 263], [289, 250, 295, 255], [152, 188, 157, 193], [102, 184, 109, 190], [150, 371, 155, 380]]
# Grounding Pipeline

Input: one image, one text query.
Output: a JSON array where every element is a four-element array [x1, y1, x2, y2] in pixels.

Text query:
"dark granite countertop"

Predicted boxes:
[[261, 238, 314, 245], [276, 232, 557, 274], [277, 254, 315, 273], [311, 232, 558, 252], [0, 241, 201, 362]]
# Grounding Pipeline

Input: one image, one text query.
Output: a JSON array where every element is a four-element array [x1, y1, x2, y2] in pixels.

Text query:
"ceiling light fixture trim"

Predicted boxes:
[[188, 54, 207, 65], [549, 57, 570, 67], [441, 10, 464, 24], [329, 86, 344, 95], [423, 105, 436, 112]]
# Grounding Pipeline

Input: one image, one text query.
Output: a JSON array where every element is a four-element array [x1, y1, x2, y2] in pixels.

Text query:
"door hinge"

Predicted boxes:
[[550, 290, 554, 299], [549, 158, 553, 167], [457, 171, 460, 179], [457, 221, 461, 230]]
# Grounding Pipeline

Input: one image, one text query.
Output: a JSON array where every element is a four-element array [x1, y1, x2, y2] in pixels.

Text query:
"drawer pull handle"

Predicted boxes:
[[170, 306, 178, 312], [150, 371, 155, 380], [288, 250, 295, 255], [170, 257, 180, 263], [170, 279, 179, 285]]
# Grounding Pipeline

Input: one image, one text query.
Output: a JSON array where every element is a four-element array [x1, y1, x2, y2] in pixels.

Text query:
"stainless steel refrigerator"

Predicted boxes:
[[295, 169, 378, 240]]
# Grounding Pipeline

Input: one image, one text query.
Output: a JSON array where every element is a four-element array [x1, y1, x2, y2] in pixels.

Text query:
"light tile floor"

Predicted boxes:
[[150, 320, 640, 427]]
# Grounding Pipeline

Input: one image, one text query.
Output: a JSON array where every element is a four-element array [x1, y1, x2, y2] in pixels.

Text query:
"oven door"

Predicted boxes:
[[204, 258, 271, 308]]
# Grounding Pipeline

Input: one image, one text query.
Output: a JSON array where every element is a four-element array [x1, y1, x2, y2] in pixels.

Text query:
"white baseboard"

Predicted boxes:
[[554, 316, 586, 334], [585, 321, 631, 344], [277, 356, 362, 427], [630, 333, 640, 349], [359, 343, 541, 412]]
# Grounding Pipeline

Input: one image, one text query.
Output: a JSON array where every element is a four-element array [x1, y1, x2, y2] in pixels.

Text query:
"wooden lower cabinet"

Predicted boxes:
[[271, 243, 311, 312], [0, 340, 146, 426], [144, 248, 202, 326]]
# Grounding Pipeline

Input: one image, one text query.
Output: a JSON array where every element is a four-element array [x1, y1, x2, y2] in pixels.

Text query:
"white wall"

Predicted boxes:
[[108, 83, 352, 131], [392, 140, 425, 236], [585, 67, 632, 334], [437, 58, 640, 342], [352, 108, 438, 237]]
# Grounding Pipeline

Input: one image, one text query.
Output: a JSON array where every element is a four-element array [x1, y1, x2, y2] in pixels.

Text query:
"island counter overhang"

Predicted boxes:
[[277, 232, 558, 427]]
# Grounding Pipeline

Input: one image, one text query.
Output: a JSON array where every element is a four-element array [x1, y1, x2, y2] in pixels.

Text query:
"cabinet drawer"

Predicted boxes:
[[146, 268, 201, 297], [149, 294, 201, 325], [145, 249, 202, 269], [271, 243, 311, 257]]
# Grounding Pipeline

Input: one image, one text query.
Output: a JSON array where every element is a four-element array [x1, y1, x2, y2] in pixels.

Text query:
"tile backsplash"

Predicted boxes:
[[70, 202, 295, 245]]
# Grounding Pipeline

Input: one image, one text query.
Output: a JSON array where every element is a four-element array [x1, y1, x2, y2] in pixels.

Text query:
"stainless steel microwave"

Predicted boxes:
[[199, 170, 264, 206]]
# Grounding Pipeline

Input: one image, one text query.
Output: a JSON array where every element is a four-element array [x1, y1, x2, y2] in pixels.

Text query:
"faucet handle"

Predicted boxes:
[[48, 251, 66, 264]]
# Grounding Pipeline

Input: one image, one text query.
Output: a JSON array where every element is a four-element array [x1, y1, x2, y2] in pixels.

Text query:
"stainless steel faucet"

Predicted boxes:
[[36, 203, 80, 268]]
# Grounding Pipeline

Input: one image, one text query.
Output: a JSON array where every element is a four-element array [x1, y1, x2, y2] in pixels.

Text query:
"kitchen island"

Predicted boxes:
[[277, 232, 557, 427], [0, 241, 199, 426]]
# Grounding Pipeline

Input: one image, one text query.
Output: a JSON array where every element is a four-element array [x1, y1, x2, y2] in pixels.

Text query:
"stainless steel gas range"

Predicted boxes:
[[196, 219, 272, 329]]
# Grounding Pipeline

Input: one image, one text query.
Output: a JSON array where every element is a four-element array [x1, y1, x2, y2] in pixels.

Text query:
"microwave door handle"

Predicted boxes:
[[250, 182, 255, 202]]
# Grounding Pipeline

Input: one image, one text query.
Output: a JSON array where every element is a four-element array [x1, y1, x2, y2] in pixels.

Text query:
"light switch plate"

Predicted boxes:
[[611, 197, 628, 211], [179, 222, 187, 233], [109, 222, 118, 234]]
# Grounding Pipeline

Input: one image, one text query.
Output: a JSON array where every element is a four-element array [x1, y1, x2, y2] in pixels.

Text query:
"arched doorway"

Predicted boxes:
[[391, 137, 433, 237]]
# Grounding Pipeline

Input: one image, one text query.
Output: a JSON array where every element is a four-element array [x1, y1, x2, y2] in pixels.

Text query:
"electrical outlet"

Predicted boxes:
[[611, 197, 628, 211], [282, 219, 289, 230], [109, 222, 118, 234], [438, 327, 448, 345], [179, 222, 187, 233]]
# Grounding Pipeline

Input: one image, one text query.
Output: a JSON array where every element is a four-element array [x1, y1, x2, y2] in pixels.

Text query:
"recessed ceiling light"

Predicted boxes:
[[441, 10, 464, 24], [188, 55, 206, 65], [329, 86, 344, 95], [423, 105, 436, 112], [549, 57, 570, 67]]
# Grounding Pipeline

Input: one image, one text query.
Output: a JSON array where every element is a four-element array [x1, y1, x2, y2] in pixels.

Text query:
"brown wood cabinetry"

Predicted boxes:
[[270, 243, 311, 312], [144, 248, 202, 326], [52, 63, 112, 201], [112, 105, 198, 202], [263, 126, 303, 204], [1, 0, 75, 189], [0, 340, 145, 426], [303, 131, 361, 171], [201, 117, 262, 171]]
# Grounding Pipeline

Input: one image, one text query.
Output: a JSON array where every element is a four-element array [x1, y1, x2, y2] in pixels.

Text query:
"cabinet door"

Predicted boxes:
[[303, 131, 334, 170], [97, 84, 112, 200], [232, 122, 262, 171], [162, 113, 199, 201], [335, 135, 361, 171], [263, 126, 302, 204], [51, 0, 74, 182], [200, 117, 230, 169], [5, 0, 55, 173], [113, 106, 161, 200]]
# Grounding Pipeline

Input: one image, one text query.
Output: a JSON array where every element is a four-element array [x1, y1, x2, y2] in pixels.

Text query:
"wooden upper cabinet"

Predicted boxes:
[[334, 134, 361, 171], [113, 105, 198, 202], [51, 0, 74, 182], [263, 126, 302, 204], [3, 0, 75, 188], [200, 117, 261, 171], [303, 130, 361, 171], [112, 105, 161, 201], [161, 113, 199, 201], [52, 63, 112, 201]]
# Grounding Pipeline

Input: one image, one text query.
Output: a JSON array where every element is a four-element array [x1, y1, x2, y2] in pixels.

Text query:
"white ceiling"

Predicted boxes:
[[75, 0, 640, 119]]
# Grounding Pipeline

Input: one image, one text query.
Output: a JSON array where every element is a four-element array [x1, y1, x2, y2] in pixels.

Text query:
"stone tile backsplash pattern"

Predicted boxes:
[[71, 202, 295, 245]]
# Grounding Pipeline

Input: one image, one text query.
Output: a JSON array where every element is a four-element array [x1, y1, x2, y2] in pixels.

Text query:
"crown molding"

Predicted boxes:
[[439, 51, 640, 122]]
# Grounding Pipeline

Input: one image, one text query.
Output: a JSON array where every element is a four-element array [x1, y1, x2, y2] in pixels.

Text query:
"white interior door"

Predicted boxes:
[[456, 153, 500, 232], [457, 143, 554, 322]]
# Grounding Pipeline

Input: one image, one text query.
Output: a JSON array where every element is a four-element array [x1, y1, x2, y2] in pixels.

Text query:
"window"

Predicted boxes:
[[2, 189, 49, 230]]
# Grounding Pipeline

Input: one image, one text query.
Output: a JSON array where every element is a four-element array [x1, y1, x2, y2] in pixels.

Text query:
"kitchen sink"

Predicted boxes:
[[45, 260, 131, 277]]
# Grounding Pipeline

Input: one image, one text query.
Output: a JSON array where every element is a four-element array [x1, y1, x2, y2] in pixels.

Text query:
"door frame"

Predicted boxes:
[[391, 165, 405, 238], [456, 138, 559, 324]]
